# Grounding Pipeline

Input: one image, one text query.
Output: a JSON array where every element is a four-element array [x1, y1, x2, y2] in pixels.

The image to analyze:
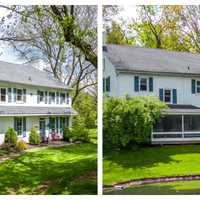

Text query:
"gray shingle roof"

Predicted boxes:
[[0, 61, 69, 89], [104, 44, 200, 75], [0, 106, 77, 116]]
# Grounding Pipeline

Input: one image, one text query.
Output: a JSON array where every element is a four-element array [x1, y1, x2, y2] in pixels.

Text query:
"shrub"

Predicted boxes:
[[16, 140, 28, 152], [63, 128, 71, 142], [4, 128, 17, 146], [103, 96, 167, 149], [29, 127, 40, 145], [70, 116, 90, 143]]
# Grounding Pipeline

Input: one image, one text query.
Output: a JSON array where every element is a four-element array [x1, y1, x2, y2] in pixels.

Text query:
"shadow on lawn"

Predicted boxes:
[[104, 145, 200, 171], [0, 143, 97, 195], [105, 182, 200, 195]]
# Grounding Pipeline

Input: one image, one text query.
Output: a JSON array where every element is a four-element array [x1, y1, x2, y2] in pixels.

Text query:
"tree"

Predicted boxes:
[[103, 96, 167, 149], [106, 22, 135, 45], [0, 5, 97, 103], [73, 91, 97, 129]]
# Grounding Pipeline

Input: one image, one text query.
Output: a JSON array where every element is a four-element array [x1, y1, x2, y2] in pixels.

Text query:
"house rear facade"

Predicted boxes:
[[0, 61, 77, 144], [103, 44, 200, 144]]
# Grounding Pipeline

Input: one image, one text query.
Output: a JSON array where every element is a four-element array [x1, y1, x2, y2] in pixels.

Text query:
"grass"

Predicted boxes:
[[104, 145, 200, 185], [0, 143, 97, 194], [105, 180, 200, 195]]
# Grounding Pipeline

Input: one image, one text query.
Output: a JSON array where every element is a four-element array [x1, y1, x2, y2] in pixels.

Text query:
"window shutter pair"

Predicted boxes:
[[134, 76, 153, 92], [159, 88, 177, 104]]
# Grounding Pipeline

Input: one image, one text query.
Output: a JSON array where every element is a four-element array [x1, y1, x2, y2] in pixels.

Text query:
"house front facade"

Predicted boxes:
[[103, 44, 200, 144], [0, 61, 77, 145]]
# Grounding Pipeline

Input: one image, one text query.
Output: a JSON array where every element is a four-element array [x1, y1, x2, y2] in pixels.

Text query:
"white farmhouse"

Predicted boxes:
[[0, 61, 77, 144], [103, 44, 200, 144]]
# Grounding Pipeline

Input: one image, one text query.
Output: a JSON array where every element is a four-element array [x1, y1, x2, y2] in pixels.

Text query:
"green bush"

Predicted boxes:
[[16, 140, 28, 152], [4, 128, 17, 146], [103, 96, 167, 149], [70, 116, 90, 143], [63, 127, 71, 142], [29, 127, 40, 145]]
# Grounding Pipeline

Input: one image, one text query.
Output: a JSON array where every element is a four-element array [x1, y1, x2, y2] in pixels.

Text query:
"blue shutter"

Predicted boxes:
[[45, 91, 48, 104], [103, 78, 105, 92], [134, 76, 139, 92], [172, 89, 177, 104], [13, 88, 17, 102], [159, 89, 164, 101], [192, 79, 196, 94], [106, 77, 110, 92], [149, 77, 153, 92]]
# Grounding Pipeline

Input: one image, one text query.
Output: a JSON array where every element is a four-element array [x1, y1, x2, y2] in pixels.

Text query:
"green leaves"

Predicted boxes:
[[103, 96, 167, 149]]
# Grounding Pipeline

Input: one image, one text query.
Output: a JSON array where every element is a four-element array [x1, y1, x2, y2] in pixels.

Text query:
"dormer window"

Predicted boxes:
[[0, 88, 6, 102]]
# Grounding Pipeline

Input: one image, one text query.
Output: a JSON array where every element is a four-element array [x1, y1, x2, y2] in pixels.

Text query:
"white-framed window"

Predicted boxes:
[[39, 91, 45, 103], [60, 93, 65, 104], [164, 89, 171, 103], [140, 77, 147, 91], [0, 88, 6, 102], [49, 92, 55, 104], [17, 89, 23, 102], [14, 117, 26, 136]]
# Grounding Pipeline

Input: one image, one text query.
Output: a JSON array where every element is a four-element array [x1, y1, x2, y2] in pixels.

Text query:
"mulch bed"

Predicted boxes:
[[104, 174, 200, 192]]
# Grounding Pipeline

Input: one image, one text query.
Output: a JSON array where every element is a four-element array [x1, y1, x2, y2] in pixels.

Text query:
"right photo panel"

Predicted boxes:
[[103, 5, 200, 195]]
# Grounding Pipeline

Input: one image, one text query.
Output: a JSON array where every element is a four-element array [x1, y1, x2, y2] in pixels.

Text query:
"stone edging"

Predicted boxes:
[[104, 174, 200, 191]]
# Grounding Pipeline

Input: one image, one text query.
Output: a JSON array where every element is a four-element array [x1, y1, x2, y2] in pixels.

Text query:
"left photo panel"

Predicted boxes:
[[0, 5, 97, 195]]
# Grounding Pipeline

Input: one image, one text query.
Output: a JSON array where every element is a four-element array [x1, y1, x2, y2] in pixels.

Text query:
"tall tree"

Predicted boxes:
[[0, 5, 97, 103]]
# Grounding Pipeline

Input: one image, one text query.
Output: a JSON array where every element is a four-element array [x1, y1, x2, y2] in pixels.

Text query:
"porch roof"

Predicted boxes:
[[0, 106, 77, 116], [162, 104, 200, 114]]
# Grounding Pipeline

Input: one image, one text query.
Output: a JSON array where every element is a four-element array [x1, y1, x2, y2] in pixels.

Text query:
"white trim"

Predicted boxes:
[[0, 113, 77, 117]]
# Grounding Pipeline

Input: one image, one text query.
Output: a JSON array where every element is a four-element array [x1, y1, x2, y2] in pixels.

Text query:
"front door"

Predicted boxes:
[[39, 118, 46, 141]]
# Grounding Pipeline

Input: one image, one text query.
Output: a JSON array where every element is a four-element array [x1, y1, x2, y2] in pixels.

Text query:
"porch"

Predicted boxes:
[[152, 105, 200, 144]]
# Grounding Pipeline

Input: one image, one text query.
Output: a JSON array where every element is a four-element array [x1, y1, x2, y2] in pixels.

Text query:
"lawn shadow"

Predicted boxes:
[[0, 144, 97, 195]]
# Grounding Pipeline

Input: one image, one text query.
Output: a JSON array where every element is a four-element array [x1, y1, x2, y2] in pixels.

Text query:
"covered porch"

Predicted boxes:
[[152, 104, 200, 144]]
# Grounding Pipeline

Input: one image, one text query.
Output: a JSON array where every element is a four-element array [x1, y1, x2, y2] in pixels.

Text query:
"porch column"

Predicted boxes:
[[45, 117, 50, 138]]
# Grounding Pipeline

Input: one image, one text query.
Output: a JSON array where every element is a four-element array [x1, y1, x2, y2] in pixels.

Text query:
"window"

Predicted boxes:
[[49, 92, 55, 104], [153, 115, 182, 132], [49, 117, 56, 131], [197, 81, 200, 93], [0, 88, 6, 102], [14, 117, 26, 135], [39, 91, 44, 102], [140, 78, 147, 91], [60, 93, 65, 104], [17, 89, 22, 102], [164, 89, 171, 103]]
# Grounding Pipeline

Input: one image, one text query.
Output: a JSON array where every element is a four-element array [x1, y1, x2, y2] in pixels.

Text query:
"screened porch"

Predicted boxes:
[[152, 114, 200, 144]]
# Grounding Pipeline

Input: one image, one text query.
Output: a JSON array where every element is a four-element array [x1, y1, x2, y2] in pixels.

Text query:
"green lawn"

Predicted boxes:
[[0, 143, 97, 194], [105, 180, 200, 195], [104, 145, 200, 185]]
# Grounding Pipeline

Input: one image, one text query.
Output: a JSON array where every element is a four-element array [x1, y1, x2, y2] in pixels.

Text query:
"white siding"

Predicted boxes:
[[103, 56, 118, 97], [116, 73, 200, 107], [0, 82, 72, 107]]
